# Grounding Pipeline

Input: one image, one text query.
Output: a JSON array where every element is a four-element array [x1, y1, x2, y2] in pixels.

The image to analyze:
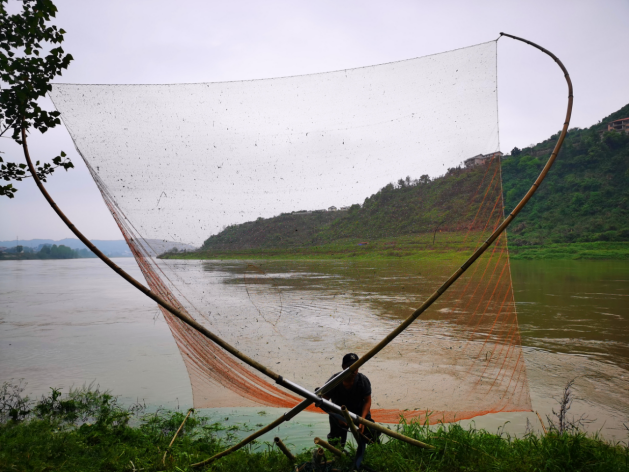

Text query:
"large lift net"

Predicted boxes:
[[50, 40, 531, 423]]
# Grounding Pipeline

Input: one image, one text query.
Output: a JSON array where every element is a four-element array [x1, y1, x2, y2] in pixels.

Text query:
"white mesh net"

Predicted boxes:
[[50, 40, 531, 423]]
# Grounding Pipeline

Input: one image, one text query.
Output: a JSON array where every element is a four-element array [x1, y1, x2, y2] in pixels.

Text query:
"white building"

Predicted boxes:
[[464, 152, 502, 168]]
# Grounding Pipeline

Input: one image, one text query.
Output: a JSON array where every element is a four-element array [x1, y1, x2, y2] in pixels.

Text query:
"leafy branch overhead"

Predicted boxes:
[[0, 0, 74, 198]]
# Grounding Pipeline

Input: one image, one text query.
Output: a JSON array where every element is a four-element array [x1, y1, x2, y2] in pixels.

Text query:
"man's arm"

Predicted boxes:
[[358, 394, 372, 434], [321, 392, 348, 426]]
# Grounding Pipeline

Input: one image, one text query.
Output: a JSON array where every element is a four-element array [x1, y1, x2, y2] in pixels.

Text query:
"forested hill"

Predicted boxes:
[[502, 105, 628, 246], [202, 163, 499, 251], [200, 105, 628, 252]]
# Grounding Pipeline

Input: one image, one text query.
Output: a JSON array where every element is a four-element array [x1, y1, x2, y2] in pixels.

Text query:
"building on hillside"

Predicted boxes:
[[464, 151, 503, 168], [328, 206, 338, 211], [339, 206, 350, 211], [607, 117, 628, 133]]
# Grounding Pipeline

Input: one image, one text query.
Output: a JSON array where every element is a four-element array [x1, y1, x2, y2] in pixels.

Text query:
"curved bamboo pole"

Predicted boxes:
[[192, 32, 573, 467], [21, 126, 284, 384], [25, 32, 571, 468]]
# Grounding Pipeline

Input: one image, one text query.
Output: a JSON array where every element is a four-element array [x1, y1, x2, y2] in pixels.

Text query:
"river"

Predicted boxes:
[[0, 258, 627, 447]]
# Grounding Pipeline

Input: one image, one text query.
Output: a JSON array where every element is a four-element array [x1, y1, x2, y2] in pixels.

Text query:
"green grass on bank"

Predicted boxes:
[[163, 233, 627, 262], [508, 241, 628, 260], [502, 106, 629, 247], [1, 383, 627, 472], [172, 106, 628, 264], [162, 232, 480, 262]]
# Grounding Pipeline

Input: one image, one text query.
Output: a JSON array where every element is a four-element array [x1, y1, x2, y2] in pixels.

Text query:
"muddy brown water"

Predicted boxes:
[[0, 258, 627, 447]]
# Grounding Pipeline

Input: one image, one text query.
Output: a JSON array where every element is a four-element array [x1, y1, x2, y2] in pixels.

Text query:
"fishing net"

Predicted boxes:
[[49, 39, 531, 423]]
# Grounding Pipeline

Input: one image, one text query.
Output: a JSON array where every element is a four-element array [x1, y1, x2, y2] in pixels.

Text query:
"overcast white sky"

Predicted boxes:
[[1, 0, 628, 242]]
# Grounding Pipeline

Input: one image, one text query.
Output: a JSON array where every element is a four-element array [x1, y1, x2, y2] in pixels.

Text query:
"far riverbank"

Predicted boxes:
[[161, 239, 627, 261]]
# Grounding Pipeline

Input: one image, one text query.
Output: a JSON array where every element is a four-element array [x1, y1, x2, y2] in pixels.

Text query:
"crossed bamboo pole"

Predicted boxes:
[[24, 32, 571, 469], [191, 32, 574, 467]]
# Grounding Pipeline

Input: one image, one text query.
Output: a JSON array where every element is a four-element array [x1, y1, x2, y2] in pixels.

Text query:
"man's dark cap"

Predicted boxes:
[[342, 353, 359, 368]]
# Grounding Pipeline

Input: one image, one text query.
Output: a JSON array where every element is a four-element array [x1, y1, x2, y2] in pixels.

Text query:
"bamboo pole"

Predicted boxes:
[[190, 415, 286, 467], [191, 397, 311, 468], [20, 127, 283, 385], [191, 32, 574, 465], [275, 377, 435, 450], [21, 118, 355, 468], [337, 33, 573, 382], [536, 411, 548, 434], [193, 377, 434, 467], [274, 437, 296, 462], [28, 32, 572, 468], [353, 417, 431, 450], [314, 437, 344, 457], [341, 406, 360, 444], [314, 447, 326, 465], [163, 408, 193, 465]]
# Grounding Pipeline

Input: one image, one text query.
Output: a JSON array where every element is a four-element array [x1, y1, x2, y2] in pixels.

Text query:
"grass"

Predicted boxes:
[[1, 382, 627, 471], [508, 241, 628, 260], [361, 419, 628, 472], [162, 232, 627, 262], [162, 232, 480, 262]]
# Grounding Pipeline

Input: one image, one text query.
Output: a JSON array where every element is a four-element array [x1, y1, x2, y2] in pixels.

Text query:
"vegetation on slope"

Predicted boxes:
[[174, 105, 628, 261], [201, 210, 344, 251], [503, 105, 628, 247], [317, 166, 496, 242], [172, 233, 488, 261], [199, 164, 498, 252], [1, 382, 627, 472]]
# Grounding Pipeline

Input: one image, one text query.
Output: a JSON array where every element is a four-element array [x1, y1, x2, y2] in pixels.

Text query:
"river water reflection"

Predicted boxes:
[[511, 260, 628, 369], [0, 258, 627, 445]]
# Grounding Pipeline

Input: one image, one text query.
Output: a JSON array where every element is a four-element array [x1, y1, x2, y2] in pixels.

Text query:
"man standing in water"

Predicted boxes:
[[323, 353, 379, 446]]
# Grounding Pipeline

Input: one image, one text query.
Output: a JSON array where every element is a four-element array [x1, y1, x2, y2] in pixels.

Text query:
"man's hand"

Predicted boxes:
[[358, 394, 372, 436]]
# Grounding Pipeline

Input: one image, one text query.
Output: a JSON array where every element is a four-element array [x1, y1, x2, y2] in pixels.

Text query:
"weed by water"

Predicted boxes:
[[360, 419, 628, 472], [0, 382, 627, 471]]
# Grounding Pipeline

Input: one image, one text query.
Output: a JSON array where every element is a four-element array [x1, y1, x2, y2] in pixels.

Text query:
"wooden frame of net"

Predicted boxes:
[[20, 32, 572, 467]]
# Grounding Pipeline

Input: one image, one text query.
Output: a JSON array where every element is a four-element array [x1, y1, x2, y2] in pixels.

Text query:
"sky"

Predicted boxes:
[[1, 0, 628, 242]]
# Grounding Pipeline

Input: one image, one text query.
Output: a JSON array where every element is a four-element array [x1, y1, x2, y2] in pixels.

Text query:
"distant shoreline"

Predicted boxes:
[[161, 240, 627, 262], [0, 255, 131, 261], [2, 240, 624, 262]]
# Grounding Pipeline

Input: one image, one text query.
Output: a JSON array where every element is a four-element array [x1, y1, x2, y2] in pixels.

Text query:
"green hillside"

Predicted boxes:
[[176, 105, 628, 261], [201, 164, 498, 251], [200, 210, 342, 250], [315, 164, 498, 242], [502, 105, 628, 247]]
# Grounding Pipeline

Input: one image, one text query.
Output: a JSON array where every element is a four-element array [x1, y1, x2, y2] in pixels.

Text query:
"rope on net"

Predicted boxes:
[[21, 31, 572, 468]]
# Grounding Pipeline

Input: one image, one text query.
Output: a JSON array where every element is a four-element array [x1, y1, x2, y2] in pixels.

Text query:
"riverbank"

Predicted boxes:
[[1, 384, 626, 472], [162, 237, 627, 261], [0, 244, 97, 261], [508, 241, 628, 260]]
